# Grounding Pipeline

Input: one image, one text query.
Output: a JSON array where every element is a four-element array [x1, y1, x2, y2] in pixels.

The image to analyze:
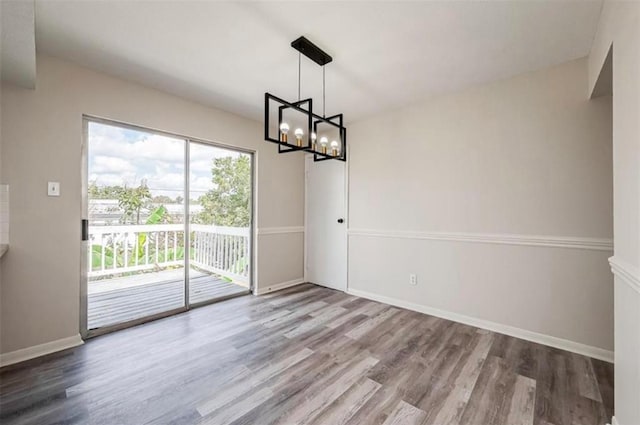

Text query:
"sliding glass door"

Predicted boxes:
[[187, 142, 252, 305], [82, 118, 252, 336]]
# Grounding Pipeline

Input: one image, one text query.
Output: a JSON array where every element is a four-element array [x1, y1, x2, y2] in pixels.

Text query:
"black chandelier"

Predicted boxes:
[[264, 36, 346, 162]]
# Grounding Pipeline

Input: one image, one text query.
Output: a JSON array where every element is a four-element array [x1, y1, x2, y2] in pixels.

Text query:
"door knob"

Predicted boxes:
[[337, 218, 344, 223]]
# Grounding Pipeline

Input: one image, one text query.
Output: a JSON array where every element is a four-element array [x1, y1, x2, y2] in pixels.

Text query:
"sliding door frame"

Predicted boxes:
[[80, 115, 255, 339]]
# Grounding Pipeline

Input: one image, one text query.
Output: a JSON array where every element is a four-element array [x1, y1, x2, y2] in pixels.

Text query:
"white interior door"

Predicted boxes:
[[305, 155, 347, 291]]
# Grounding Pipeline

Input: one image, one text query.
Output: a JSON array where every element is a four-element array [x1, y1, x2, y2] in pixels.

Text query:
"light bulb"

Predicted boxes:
[[279, 122, 289, 143], [319, 136, 328, 154], [310, 132, 317, 150], [294, 128, 304, 147], [330, 140, 339, 156]]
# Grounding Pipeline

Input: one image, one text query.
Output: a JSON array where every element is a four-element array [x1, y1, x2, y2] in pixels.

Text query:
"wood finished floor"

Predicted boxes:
[[0, 284, 613, 425]]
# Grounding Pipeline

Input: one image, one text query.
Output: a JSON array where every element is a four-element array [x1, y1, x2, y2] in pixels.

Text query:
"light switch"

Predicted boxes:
[[48, 182, 60, 197]]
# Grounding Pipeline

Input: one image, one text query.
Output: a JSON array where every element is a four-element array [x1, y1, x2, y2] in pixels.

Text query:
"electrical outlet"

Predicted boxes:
[[409, 274, 417, 285]]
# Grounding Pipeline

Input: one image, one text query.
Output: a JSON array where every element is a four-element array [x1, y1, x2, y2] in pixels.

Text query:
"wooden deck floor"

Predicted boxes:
[[88, 269, 248, 329]]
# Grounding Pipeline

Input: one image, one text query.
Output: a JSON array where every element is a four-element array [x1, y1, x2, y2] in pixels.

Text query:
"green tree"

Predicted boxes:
[[118, 181, 152, 224], [88, 182, 122, 199], [197, 155, 250, 226], [152, 195, 173, 204]]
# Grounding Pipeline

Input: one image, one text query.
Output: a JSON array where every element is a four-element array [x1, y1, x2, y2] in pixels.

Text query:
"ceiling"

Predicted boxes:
[[34, 1, 603, 123], [1, 0, 36, 89]]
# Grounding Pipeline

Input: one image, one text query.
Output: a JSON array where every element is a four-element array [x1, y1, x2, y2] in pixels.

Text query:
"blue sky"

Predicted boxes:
[[88, 121, 242, 199]]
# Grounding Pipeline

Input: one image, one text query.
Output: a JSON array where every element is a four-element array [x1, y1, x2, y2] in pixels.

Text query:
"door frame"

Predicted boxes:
[[303, 150, 350, 291], [80, 115, 256, 339]]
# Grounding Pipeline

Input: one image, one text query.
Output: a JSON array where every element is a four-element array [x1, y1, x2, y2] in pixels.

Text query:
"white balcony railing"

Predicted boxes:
[[88, 223, 250, 284]]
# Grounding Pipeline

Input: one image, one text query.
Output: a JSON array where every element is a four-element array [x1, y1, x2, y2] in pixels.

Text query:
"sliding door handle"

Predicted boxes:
[[81, 219, 89, 241]]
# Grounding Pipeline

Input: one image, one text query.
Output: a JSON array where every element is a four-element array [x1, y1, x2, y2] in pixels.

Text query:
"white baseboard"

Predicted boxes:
[[0, 334, 84, 368], [346, 288, 614, 363], [254, 278, 305, 296]]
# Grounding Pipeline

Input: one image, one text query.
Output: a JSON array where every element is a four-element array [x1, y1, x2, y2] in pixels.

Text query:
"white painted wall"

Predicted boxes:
[[589, 2, 640, 424], [0, 55, 304, 355], [348, 58, 614, 356]]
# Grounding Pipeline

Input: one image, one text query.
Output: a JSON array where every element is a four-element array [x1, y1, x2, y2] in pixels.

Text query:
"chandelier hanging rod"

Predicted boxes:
[[323, 66, 326, 118], [297, 52, 301, 101]]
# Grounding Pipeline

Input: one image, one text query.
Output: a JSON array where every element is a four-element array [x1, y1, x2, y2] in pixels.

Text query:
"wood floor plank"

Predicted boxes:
[[367, 315, 423, 358], [226, 352, 339, 425], [261, 301, 328, 328], [345, 307, 399, 340], [308, 378, 382, 425], [259, 284, 313, 299], [591, 358, 614, 419], [359, 301, 392, 317], [403, 324, 479, 414], [429, 331, 494, 425], [276, 355, 379, 424], [572, 353, 603, 402], [458, 355, 518, 425], [198, 386, 274, 425], [283, 304, 348, 338], [301, 314, 371, 352], [0, 284, 614, 425], [346, 385, 403, 425], [266, 287, 324, 307], [325, 299, 392, 329], [505, 375, 537, 425], [382, 400, 426, 425], [196, 348, 313, 416]]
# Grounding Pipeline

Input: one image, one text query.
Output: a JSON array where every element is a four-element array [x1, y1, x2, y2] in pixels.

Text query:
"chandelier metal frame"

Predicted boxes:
[[264, 37, 347, 162]]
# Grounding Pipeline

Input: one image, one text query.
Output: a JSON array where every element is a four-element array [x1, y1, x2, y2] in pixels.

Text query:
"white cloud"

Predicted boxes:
[[90, 134, 185, 163], [147, 172, 184, 190], [189, 159, 213, 173], [89, 172, 137, 187], [190, 175, 213, 195], [87, 121, 248, 198], [92, 156, 136, 173]]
